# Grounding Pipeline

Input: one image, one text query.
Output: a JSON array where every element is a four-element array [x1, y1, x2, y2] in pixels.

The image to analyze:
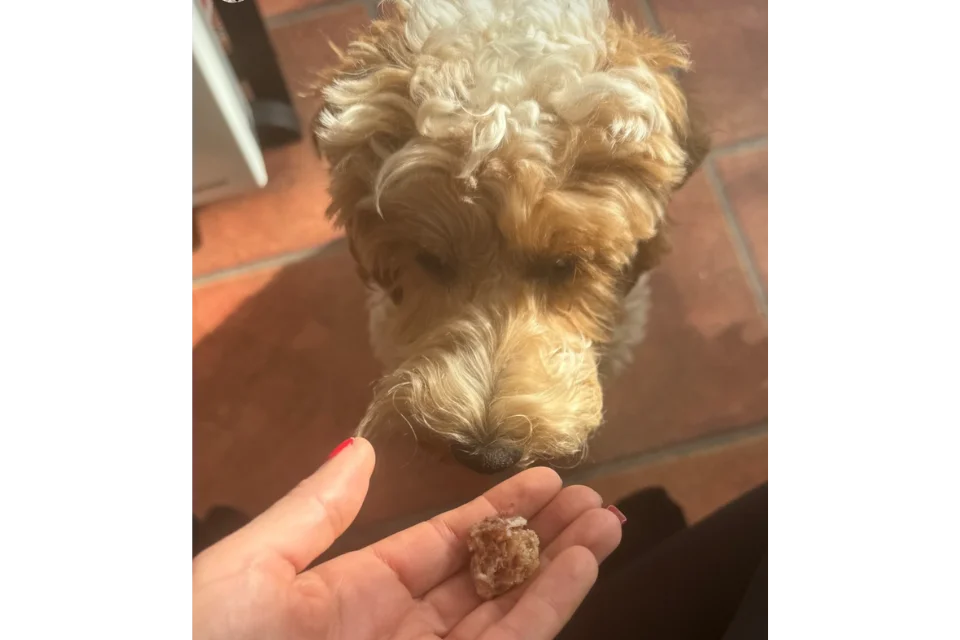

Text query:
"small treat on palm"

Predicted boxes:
[[467, 515, 541, 600]]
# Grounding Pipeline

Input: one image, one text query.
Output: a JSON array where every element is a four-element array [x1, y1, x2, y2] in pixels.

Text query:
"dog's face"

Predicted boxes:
[[314, 0, 708, 473]]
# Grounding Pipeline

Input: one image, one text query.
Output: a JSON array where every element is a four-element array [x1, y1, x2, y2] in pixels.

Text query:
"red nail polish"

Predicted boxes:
[[327, 438, 354, 460], [606, 505, 627, 525]]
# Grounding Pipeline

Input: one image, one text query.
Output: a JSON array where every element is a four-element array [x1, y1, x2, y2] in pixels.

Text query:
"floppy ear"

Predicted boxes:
[[617, 99, 706, 287], [642, 81, 708, 273], [312, 11, 417, 296], [676, 98, 710, 185], [618, 106, 706, 288], [604, 23, 710, 283], [311, 17, 417, 225], [605, 22, 710, 186], [619, 228, 671, 295]]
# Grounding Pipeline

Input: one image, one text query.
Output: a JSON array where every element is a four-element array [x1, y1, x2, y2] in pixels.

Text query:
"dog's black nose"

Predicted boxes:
[[451, 442, 522, 474]]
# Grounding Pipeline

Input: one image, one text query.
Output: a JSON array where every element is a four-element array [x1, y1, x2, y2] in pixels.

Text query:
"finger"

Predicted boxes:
[[422, 484, 602, 631], [539, 506, 623, 566], [478, 546, 598, 640], [442, 506, 621, 639], [350, 467, 562, 598], [526, 485, 602, 544], [208, 437, 375, 573]]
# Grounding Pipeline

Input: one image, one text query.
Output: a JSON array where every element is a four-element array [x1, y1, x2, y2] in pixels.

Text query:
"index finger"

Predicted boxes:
[[343, 467, 562, 597], [201, 437, 375, 574]]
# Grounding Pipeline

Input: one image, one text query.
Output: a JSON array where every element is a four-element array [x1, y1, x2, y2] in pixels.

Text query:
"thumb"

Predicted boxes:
[[212, 437, 375, 572]]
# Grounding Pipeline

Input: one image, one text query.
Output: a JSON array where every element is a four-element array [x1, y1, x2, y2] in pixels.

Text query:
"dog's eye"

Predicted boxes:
[[531, 256, 578, 285], [415, 251, 455, 283], [551, 257, 577, 281]]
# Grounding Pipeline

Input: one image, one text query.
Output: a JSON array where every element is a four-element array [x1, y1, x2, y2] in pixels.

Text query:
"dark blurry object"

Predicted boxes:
[[193, 505, 251, 556], [193, 514, 200, 557], [561, 483, 768, 640], [213, 0, 301, 148], [597, 486, 688, 580], [193, 211, 202, 252]]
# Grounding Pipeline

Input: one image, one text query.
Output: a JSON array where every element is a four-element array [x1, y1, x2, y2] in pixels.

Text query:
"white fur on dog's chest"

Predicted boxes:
[[599, 273, 652, 379]]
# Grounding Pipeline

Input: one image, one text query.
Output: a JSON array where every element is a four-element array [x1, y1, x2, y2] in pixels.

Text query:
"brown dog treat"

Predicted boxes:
[[467, 515, 540, 600]]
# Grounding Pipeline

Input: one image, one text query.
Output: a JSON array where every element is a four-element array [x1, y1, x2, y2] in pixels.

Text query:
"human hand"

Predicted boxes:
[[193, 437, 623, 640]]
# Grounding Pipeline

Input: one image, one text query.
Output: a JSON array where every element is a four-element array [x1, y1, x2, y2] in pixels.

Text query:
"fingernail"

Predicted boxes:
[[327, 438, 354, 460], [606, 505, 627, 525]]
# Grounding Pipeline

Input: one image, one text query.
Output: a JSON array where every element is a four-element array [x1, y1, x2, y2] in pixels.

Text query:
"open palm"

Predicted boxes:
[[193, 438, 622, 640]]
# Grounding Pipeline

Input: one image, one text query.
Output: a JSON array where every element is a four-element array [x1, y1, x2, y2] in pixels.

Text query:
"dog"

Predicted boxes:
[[313, 0, 709, 474]]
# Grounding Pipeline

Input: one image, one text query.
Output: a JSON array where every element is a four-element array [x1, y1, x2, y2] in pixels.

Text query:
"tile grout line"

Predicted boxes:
[[193, 238, 346, 288], [703, 157, 768, 316], [711, 135, 767, 158], [359, 0, 382, 19], [635, 0, 663, 32], [566, 420, 768, 486], [265, 0, 369, 30]]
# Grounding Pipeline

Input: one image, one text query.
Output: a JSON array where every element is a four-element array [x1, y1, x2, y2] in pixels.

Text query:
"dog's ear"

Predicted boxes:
[[311, 15, 417, 222], [619, 226, 672, 294], [606, 22, 710, 186], [604, 23, 709, 284], [675, 97, 710, 186], [617, 84, 703, 282], [615, 97, 704, 284], [312, 10, 418, 296]]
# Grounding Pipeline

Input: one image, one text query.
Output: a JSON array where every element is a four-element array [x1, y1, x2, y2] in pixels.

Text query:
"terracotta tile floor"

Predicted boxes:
[[194, 0, 768, 550]]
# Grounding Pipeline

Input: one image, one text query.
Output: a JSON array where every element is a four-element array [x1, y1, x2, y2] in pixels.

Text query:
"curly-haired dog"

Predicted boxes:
[[314, 0, 709, 473]]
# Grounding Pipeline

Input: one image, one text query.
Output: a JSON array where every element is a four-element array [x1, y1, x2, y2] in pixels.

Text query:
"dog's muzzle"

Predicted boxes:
[[360, 304, 603, 472]]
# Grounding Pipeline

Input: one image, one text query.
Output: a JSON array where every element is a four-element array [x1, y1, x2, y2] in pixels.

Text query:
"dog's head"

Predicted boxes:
[[313, 0, 708, 473]]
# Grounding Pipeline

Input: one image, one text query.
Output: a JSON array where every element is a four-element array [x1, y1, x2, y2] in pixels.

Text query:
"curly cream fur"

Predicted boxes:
[[314, 0, 708, 470]]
